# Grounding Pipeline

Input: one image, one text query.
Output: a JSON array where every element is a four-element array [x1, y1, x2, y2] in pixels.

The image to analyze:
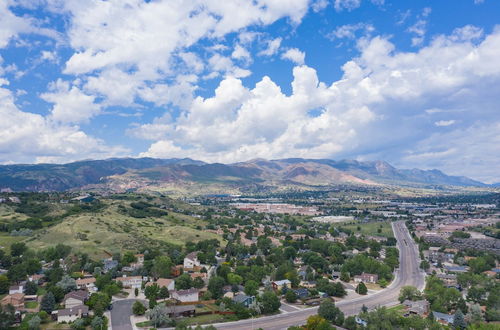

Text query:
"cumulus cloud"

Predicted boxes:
[[0, 74, 127, 163], [136, 26, 500, 182], [41, 79, 101, 124], [281, 48, 305, 65], [258, 37, 282, 56], [328, 23, 375, 40], [334, 0, 362, 12]]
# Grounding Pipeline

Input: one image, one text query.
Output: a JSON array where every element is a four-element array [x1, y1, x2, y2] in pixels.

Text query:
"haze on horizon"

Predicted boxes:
[[0, 0, 499, 183]]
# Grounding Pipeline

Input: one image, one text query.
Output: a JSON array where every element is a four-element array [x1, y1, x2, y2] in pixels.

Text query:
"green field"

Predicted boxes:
[[339, 220, 394, 238], [26, 200, 224, 258], [0, 233, 27, 253]]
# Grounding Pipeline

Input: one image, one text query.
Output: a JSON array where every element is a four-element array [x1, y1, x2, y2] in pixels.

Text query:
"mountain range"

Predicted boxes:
[[0, 157, 489, 194]]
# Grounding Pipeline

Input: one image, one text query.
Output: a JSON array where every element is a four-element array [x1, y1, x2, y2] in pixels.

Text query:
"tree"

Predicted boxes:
[[0, 304, 16, 329], [41, 292, 55, 313], [175, 274, 193, 290], [71, 318, 86, 330], [25, 281, 38, 295], [398, 285, 422, 303], [158, 286, 170, 299], [91, 316, 104, 330], [340, 271, 350, 282], [122, 251, 137, 264], [420, 260, 430, 271], [193, 277, 205, 289], [10, 242, 27, 257], [343, 316, 358, 330], [285, 290, 298, 303], [132, 301, 146, 315], [361, 304, 368, 313], [0, 275, 9, 294], [56, 275, 77, 292], [145, 283, 160, 300], [151, 256, 173, 278], [134, 288, 139, 297], [228, 273, 243, 285], [87, 293, 111, 316], [305, 315, 334, 330], [469, 303, 483, 324], [356, 282, 367, 295], [28, 315, 41, 330], [245, 280, 259, 296], [318, 300, 345, 326], [453, 309, 467, 329], [147, 303, 170, 327], [259, 291, 280, 314], [208, 276, 226, 299]]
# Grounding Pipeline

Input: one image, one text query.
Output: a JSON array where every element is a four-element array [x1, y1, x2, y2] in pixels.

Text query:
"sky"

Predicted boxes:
[[0, 0, 499, 183]]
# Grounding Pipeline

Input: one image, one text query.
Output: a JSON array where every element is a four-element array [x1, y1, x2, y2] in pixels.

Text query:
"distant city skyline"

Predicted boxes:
[[0, 0, 499, 182]]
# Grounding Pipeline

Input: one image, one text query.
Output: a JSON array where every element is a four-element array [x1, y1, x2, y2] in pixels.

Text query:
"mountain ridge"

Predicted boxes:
[[0, 157, 488, 193]]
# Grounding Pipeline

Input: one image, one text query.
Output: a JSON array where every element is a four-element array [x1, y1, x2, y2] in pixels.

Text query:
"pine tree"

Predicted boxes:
[[356, 282, 367, 295], [41, 292, 55, 313], [453, 309, 467, 329]]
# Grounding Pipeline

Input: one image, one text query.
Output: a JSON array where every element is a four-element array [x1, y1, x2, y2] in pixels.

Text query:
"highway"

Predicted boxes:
[[211, 221, 426, 330]]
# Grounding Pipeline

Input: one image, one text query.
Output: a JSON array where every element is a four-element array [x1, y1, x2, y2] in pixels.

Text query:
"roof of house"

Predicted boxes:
[[116, 276, 142, 281], [185, 252, 198, 260], [1, 293, 25, 305], [173, 288, 199, 296], [76, 277, 96, 285], [273, 279, 291, 285], [64, 290, 88, 302], [233, 294, 253, 304], [9, 285, 22, 290], [58, 305, 89, 317], [165, 304, 196, 313], [146, 278, 174, 288], [432, 311, 455, 323]]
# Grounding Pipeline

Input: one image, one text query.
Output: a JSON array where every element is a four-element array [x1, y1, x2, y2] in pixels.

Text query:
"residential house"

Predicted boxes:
[[403, 300, 429, 316], [1, 293, 25, 310], [432, 311, 455, 325], [103, 259, 118, 273], [165, 304, 196, 318], [183, 252, 200, 268], [353, 273, 379, 284], [76, 277, 97, 292], [146, 278, 175, 291], [116, 275, 142, 289], [57, 305, 89, 323], [232, 294, 255, 308], [299, 281, 316, 289], [272, 279, 291, 291], [9, 285, 23, 295], [28, 274, 44, 284], [293, 288, 310, 300], [64, 290, 89, 309], [171, 288, 199, 303], [437, 274, 458, 286], [445, 265, 469, 273]]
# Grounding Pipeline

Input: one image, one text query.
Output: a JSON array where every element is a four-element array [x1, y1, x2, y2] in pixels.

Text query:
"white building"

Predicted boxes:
[[116, 275, 142, 289], [57, 305, 89, 323], [171, 288, 199, 303], [183, 252, 201, 268]]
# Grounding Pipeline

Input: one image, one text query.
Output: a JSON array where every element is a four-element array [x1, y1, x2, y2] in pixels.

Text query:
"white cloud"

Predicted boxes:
[[258, 37, 282, 56], [0, 1, 32, 48], [281, 48, 305, 65], [0, 72, 127, 163], [41, 79, 101, 124], [334, 0, 362, 12], [136, 26, 500, 182], [328, 23, 375, 40], [434, 120, 455, 127], [231, 44, 252, 64]]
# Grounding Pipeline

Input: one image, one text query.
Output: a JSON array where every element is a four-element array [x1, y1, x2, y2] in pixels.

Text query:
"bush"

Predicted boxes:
[[132, 301, 146, 316]]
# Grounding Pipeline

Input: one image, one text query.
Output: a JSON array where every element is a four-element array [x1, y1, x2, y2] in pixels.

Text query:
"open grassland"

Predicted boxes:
[[339, 220, 394, 238], [0, 233, 26, 252], [0, 204, 28, 223], [26, 199, 224, 258]]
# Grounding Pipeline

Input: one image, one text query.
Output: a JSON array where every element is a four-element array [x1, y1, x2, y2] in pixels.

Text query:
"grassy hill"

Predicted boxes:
[[0, 194, 224, 258]]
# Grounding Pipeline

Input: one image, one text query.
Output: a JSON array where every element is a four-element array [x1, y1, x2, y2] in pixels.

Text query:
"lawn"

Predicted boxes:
[[339, 220, 394, 238], [387, 304, 406, 314], [24, 301, 38, 309], [180, 313, 226, 326]]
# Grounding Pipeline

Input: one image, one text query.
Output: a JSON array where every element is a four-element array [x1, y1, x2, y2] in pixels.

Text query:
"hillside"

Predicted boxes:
[[0, 157, 487, 194], [0, 194, 223, 258]]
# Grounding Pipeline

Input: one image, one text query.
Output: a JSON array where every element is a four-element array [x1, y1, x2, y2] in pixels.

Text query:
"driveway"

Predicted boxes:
[[111, 299, 146, 330]]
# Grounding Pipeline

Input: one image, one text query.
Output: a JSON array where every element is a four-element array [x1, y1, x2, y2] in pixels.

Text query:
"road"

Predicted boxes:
[[111, 299, 146, 330], [212, 221, 426, 330]]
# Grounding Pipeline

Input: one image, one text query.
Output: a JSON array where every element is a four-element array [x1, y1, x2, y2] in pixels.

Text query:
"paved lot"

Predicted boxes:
[[111, 299, 145, 330]]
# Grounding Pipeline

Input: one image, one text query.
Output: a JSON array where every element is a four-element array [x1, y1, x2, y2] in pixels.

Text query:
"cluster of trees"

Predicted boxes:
[[341, 254, 394, 282]]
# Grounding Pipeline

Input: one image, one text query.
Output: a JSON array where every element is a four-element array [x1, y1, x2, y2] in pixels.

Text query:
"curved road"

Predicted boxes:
[[211, 221, 426, 330]]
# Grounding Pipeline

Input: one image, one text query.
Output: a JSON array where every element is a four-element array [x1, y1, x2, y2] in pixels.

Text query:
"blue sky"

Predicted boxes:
[[0, 0, 499, 183]]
